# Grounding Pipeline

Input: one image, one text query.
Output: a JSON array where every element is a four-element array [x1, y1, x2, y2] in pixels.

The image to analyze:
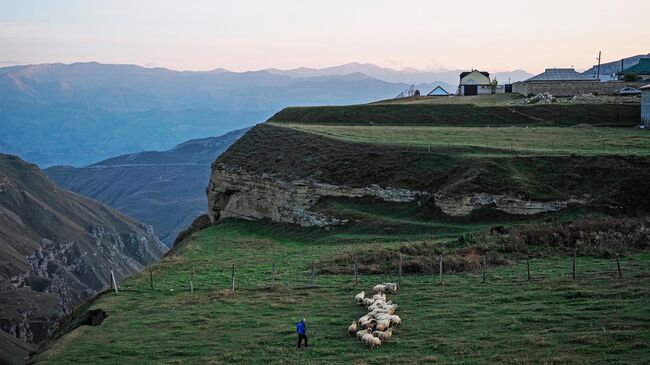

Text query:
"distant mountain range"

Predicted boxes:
[[0, 154, 166, 348], [0, 62, 531, 167], [45, 128, 249, 245], [264, 62, 532, 87]]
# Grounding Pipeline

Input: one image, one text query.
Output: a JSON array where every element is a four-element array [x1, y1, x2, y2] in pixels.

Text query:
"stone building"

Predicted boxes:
[[642, 84, 650, 128], [513, 67, 640, 97]]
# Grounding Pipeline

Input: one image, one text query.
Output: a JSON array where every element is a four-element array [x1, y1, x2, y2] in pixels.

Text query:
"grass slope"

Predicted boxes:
[[275, 123, 650, 157], [37, 221, 650, 364]]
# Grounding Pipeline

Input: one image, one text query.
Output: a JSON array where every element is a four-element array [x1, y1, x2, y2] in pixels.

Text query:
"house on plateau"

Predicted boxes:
[[513, 68, 601, 97], [428, 86, 450, 96], [458, 70, 492, 96], [618, 58, 650, 81], [642, 84, 650, 128]]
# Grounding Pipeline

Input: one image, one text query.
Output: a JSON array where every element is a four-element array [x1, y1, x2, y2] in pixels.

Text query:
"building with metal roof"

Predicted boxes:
[[524, 68, 595, 82], [618, 58, 650, 81]]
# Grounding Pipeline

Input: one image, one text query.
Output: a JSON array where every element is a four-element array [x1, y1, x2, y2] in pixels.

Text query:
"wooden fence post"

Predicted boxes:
[[271, 260, 276, 289], [439, 255, 443, 286], [572, 250, 576, 280], [190, 267, 194, 292], [482, 255, 487, 283], [615, 254, 622, 279], [110, 268, 118, 294], [149, 267, 153, 290], [526, 256, 531, 282], [231, 264, 236, 291], [311, 261, 315, 286], [398, 254, 403, 285]]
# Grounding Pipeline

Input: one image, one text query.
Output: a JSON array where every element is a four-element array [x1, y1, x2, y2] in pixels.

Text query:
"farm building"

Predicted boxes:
[[642, 84, 650, 128], [513, 68, 637, 97], [428, 86, 450, 96], [618, 58, 650, 81], [458, 70, 492, 96]]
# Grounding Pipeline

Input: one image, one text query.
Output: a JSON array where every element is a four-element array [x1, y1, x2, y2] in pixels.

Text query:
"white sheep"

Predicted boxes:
[[360, 319, 376, 330], [375, 319, 390, 332], [373, 329, 392, 341], [361, 333, 375, 346], [348, 321, 358, 334], [369, 336, 382, 348], [363, 297, 375, 308], [388, 315, 401, 326], [358, 315, 370, 323], [355, 291, 365, 305], [373, 284, 385, 293], [356, 329, 370, 339], [382, 282, 398, 294]]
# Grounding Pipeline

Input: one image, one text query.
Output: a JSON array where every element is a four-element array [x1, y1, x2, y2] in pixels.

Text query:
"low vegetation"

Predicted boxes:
[[37, 221, 650, 364]]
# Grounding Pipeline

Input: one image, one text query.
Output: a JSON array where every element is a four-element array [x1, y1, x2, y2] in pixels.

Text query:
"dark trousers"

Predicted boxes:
[[297, 334, 308, 348]]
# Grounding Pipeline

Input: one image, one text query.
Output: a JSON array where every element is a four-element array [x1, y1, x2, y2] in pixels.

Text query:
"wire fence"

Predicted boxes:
[[109, 253, 645, 295]]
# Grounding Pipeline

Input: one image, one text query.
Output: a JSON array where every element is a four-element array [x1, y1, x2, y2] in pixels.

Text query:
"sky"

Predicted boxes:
[[1, 0, 649, 74]]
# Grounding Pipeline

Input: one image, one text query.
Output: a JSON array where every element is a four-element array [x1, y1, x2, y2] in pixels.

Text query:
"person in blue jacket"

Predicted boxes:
[[296, 318, 308, 349]]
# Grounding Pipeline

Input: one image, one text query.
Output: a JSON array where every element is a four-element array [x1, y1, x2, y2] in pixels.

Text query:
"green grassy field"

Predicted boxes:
[[275, 123, 650, 156], [37, 221, 650, 365]]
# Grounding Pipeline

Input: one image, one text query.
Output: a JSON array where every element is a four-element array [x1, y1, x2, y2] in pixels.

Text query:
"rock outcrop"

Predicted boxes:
[[207, 164, 427, 226], [433, 193, 589, 217], [207, 163, 586, 227], [0, 154, 167, 347]]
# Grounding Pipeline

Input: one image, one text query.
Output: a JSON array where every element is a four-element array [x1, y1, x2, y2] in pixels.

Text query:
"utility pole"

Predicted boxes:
[[596, 51, 602, 81]]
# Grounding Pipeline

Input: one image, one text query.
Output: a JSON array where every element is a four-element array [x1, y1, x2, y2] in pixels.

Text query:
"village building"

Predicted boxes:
[[513, 67, 637, 97], [458, 70, 492, 96], [618, 58, 650, 81], [427, 85, 450, 96], [642, 84, 650, 128]]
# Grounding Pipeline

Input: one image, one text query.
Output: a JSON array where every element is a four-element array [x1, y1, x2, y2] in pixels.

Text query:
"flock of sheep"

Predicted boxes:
[[347, 283, 401, 349]]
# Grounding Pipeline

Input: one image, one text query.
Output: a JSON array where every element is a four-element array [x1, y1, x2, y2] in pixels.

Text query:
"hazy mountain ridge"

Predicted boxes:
[[0, 62, 427, 167], [264, 62, 532, 86], [45, 128, 250, 245], [0, 154, 167, 348]]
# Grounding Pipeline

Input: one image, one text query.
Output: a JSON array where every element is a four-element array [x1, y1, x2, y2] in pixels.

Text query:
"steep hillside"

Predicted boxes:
[[0, 154, 167, 350], [45, 128, 249, 245], [208, 99, 648, 230]]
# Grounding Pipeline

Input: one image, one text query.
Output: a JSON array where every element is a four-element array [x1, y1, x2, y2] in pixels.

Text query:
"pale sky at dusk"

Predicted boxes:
[[1, 0, 648, 73]]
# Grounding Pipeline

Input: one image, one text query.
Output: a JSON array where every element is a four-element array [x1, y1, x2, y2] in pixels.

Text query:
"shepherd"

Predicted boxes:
[[296, 318, 308, 349]]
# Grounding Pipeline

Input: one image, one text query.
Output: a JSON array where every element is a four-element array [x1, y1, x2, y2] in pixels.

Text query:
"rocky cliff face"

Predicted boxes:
[[207, 164, 427, 226], [0, 154, 167, 346], [207, 163, 585, 227]]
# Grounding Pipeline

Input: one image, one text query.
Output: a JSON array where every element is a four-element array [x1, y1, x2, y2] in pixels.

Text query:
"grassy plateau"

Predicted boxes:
[[36, 95, 650, 364]]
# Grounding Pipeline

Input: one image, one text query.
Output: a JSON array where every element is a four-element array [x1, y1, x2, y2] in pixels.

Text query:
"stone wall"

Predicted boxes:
[[512, 80, 640, 97]]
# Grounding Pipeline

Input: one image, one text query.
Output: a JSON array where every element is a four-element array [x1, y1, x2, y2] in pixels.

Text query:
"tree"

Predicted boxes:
[[491, 78, 499, 94], [622, 73, 639, 82]]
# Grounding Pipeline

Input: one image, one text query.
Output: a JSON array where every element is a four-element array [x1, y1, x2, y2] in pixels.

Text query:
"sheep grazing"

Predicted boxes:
[[382, 283, 398, 294], [369, 336, 382, 348], [348, 321, 358, 334], [356, 329, 370, 339], [373, 329, 392, 341], [350, 283, 400, 349], [360, 319, 376, 330], [372, 293, 386, 302], [355, 291, 365, 305], [388, 315, 401, 326], [361, 333, 375, 346], [375, 319, 390, 332]]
